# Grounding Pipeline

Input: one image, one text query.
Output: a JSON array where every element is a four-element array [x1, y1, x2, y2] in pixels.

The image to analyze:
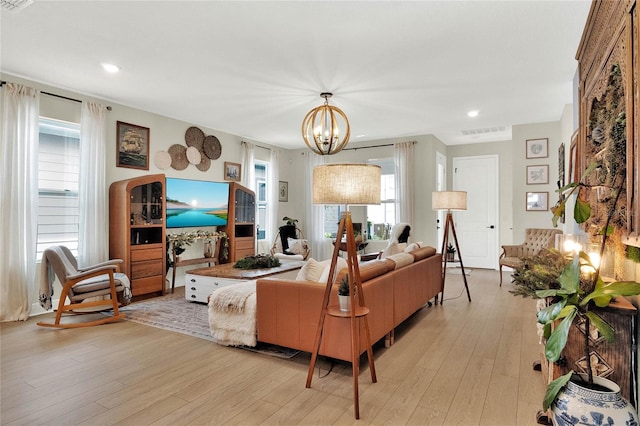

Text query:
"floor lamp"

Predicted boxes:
[[432, 191, 471, 303], [306, 163, 381, 420]]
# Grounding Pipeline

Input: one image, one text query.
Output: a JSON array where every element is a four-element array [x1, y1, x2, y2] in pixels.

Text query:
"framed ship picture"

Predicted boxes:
[[117, 121, 149, 170]]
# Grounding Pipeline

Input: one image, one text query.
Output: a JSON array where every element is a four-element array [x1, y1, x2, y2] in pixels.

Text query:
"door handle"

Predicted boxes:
[[487, 225, 495, 229]]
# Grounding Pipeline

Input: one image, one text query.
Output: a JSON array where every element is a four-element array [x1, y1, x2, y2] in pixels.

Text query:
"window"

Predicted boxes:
[[254, 162, 267, 240], [36, 118, 80, 260], [323, 205, 342, 238], [367, 159, 395, 239], [321, 158, 397, 240]]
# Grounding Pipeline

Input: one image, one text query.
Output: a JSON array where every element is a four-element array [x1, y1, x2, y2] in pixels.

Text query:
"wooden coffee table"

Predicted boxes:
[[184, 260, 305, 302]]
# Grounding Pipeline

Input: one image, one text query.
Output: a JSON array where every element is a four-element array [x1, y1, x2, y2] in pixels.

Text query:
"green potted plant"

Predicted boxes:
[[446, 243, 456, 262], [528, 162, 640, 422], [338, 274, 350, 312], [282, 216, 298, 226]]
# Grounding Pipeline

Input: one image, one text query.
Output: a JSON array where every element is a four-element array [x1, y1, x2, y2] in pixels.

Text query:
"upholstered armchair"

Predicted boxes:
[[499, 228, 562, 286]]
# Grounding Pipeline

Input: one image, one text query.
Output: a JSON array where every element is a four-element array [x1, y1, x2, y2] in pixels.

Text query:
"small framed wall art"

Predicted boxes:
[[279, 181, 288, 202], [526, 165, 549, 184], [569, 131, 578, 183], [526, 191, 549, 211], [224, 162, 241, 181], [116, 121, 149, 170], [526, 138, 549, 159]]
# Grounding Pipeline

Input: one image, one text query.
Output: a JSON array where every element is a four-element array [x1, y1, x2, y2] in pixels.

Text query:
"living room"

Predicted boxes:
[[3, 1, 640, 424]]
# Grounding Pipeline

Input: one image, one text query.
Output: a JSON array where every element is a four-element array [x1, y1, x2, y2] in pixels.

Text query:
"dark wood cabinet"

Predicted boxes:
[[109, 174, 166, 297], [219, 182, 255, 263]]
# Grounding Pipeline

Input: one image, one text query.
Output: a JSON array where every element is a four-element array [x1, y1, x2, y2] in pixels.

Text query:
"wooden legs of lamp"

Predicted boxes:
[[440, 211, 471, 303], [305, 211, 377, 420]]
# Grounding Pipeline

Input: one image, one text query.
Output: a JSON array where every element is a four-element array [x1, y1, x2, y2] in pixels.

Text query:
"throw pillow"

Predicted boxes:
[[318, 256, 348, 284], [287, 238, 308, 255], [295, 258, 325, 282]]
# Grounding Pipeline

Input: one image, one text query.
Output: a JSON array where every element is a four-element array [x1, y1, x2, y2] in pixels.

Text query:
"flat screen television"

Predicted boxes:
[[165, 177, 229, 228]]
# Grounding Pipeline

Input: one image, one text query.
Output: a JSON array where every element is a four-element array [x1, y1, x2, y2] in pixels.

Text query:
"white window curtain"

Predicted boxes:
[[78, 101, 109, 266], [394, 141, 414, 225], [0, 83, 40, 321], [240, 141, 255, 190], [304, 152, 327, 260], [267, 149, 280, 243]]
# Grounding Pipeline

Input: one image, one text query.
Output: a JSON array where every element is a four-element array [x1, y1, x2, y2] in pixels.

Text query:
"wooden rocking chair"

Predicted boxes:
[[37, 246, 130, 328]]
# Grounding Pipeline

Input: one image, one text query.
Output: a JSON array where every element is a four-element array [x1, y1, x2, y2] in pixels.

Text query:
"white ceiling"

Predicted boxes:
[[1, 0, 592, 149]]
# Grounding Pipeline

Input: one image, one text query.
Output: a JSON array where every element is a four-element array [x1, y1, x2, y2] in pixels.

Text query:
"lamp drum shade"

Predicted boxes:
[[432, 191, 467, 211], [313, 163, 381, 205]]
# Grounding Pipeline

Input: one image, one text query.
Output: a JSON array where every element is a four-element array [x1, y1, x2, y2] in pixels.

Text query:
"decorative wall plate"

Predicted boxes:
[[153, 150, 171, 170], [168, 144, 188, 170], [185, 126, 205, 150], [196, 154, 211, 172], [186, 146, 202, 165], [203, 135, 222, 160]]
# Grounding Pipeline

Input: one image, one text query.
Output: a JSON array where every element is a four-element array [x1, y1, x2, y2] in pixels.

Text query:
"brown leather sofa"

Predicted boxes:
[[255, 246, 442, 362]]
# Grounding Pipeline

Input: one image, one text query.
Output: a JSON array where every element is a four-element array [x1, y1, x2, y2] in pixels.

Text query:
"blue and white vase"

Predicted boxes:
[[552, 374, 638, 426]]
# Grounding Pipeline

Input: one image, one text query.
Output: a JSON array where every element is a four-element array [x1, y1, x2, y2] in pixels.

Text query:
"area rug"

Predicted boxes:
[[106, 290, 299, 359]]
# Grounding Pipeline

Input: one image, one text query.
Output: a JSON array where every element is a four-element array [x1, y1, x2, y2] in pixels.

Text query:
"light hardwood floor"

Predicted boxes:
[[1, 269, 546, 425]]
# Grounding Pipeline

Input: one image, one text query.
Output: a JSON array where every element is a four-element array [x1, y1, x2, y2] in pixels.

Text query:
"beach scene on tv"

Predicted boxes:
[[165, 178, 229, 228]]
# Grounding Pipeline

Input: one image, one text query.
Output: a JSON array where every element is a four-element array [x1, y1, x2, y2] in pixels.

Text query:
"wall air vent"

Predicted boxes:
[[1, 0, 33, 13], [461, 125, 507, 136]]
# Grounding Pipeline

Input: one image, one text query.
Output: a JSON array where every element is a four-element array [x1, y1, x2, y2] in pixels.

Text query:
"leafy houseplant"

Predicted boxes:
[[233, 254, 281, 270], [282, 216, 298, 226], [338, 274, 350, 312], [338, 274, 350, 296], [534, 162, 640, 412], [446, 243, 456, 262]]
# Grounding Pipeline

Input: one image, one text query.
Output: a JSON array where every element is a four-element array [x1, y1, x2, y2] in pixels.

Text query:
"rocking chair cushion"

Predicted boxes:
[[72, 272, 129, 294]]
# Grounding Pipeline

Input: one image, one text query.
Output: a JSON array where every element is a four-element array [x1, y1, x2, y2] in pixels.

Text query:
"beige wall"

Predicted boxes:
[[285, 134, 446, 250], [5, 73, 577, 294]]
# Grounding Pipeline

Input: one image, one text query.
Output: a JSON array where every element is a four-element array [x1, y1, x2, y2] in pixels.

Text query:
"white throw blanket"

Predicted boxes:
[[208, 280, 257, 347]]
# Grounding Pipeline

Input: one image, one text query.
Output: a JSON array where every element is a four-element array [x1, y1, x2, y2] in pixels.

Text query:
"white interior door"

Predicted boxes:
[[452, 155, 499, 269]]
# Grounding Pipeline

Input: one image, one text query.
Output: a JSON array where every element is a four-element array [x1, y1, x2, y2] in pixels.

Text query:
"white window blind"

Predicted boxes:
[[36, 118, 80, 260]]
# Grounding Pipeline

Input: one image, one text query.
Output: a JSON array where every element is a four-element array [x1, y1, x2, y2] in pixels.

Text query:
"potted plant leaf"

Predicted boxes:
[[338, 274, 350, 312]]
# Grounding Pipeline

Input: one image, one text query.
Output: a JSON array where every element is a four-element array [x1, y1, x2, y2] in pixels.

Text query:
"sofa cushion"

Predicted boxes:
[[386, 252, 414, 269], [410, 246, 437, 261], [295, 258, 325, 282]]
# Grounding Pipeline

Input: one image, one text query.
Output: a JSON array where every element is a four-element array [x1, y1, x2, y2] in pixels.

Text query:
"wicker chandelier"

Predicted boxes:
[[302, 92, 351, 155]]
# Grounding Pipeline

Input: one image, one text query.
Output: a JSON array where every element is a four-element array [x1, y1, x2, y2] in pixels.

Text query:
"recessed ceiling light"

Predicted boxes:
[[356, 134, 366, 138], [101, 63, 120, 73], [467, 110, 479, 118]]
